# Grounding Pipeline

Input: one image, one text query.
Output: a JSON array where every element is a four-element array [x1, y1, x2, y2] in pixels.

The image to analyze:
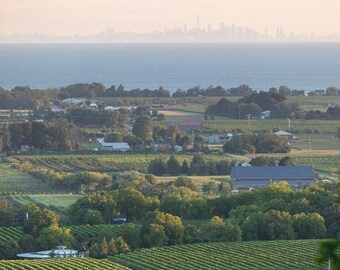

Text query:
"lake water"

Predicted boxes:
[[1, 43, 340, 92]]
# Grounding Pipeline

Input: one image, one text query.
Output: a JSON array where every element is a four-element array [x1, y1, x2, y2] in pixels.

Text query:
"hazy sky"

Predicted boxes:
[[1, 0, 340, 36]]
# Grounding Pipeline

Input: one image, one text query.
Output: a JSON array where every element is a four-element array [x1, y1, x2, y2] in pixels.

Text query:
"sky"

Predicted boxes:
[[1, 0, 340, 36]]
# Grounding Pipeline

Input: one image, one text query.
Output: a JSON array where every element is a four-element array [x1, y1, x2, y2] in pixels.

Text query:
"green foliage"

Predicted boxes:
[[37, 224, 75, 250], [140, 211, 184, 248], [202, 216, 242, 242], [250, 156, 276, 166], [0, 198, 13, 226], [67, 108, 126, 127], [316, 236, 340, 270], [223, 132, 290, 154], [292, 213, 327, 239], [22, 205, 60, 237], [132, 115, 152, 140], [68, 191, 118, 225], [167, 155, 181, 176]]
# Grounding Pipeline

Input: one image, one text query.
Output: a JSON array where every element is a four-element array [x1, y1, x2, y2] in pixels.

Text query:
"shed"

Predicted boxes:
[[231, 166, 315, 187], [101, 142, 130, 151], [274, 130, 297, 144]]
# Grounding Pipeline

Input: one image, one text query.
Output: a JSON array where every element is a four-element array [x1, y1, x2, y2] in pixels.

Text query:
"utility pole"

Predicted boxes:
[[247, 114, 251, 131], [287, 118, 291, 130]]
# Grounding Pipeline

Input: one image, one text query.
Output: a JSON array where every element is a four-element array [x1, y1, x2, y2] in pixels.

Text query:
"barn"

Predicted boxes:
[[231, 166, 316, 187]]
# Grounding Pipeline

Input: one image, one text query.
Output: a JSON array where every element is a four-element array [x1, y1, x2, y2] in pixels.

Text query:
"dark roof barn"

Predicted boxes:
[[231, 166, 315, 187]]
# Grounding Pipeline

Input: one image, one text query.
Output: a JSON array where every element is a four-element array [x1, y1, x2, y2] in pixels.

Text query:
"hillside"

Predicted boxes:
[[109, 240, 324, 270]]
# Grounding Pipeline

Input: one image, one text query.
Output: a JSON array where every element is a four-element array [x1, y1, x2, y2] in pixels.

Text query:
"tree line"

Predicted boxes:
[[2, 82, 339, 110], [206, 92, 304, 119]]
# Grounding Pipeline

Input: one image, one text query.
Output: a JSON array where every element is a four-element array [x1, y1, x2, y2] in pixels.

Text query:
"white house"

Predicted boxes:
[[260, 111, 271, 119], [174, 145, 183, 152], [89, 102, 98, 108], [208, 133, 220, 144], [101, 142, 130, 151]]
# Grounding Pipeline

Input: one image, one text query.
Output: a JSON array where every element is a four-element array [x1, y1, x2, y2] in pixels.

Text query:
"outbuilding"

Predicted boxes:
[[231, 166, 316, 187], [100, 142, 130, 151]]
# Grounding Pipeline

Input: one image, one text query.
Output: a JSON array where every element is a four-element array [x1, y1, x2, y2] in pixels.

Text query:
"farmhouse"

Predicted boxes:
[[208, 133, 220, 144], [167, 120, 203, 131], [151, 140, 171, 152], [274, 130, 297, 144], [100, 142, 130, 151], [231, 166, 316, 187]]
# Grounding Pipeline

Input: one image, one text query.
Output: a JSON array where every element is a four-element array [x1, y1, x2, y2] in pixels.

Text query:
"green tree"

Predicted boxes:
[[250, 156, 276, 166], [101, 237, 109, 258], [114, 237, 130, 254], [141, 211, 184, 247], [117, 188, 148, 220], [37, 224, 75, 250], [167, 155, 181, 176], [23, 207, 60, 237], [202, 216, 242, 242], [316, 236, 340, 270], [132, 115, 152, 140], [0, 198, 13, 226], [278, 156, 295, 166], [108, 238, 118, 255], [148, 157, 167, 176], [82, 209, 105, 225], [0, 240, 20, 259], [122, 224, 141, 250], [292, 213, 326, 239]]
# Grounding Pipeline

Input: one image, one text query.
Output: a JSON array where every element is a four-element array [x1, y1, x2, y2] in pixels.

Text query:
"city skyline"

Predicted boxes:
[[1, 21, 339, 43], [1, 0, 340, 42]]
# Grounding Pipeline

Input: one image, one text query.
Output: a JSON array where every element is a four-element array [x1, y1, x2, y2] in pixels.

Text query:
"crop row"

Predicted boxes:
[[0, 258, 130, 270], [109, 240, 324, 270], [0, 225, 124, 244]]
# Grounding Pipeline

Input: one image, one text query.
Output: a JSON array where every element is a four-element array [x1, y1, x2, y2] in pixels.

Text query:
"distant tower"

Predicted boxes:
[[197, 13, 200, 30]]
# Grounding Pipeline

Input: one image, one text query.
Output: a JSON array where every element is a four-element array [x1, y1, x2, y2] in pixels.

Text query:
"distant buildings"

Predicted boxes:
[[167, 120, 203, 131], [17, 246, 80, 259], [231, 166, 316, 187], [151, 140, 171, 152], [274, 130, 297, 144], [100, 142, 130, 151]]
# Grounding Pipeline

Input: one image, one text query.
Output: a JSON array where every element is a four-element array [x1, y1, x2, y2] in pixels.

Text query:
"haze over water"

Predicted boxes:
[[1, 43, 340, 92]]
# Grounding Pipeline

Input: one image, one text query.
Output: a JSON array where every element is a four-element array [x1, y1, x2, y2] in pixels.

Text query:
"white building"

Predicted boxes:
[[208, 133, 220, 144], [101, 142, 130, 151], [17, 246, 80, 259]]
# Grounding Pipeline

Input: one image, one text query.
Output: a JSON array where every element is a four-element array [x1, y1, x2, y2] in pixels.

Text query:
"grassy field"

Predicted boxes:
[[9, 194, 83, 211], [157, 175, 229, 187], [0, 163, 56, 194], [0, 258, 130, 270], [109, 240, 324, 270]]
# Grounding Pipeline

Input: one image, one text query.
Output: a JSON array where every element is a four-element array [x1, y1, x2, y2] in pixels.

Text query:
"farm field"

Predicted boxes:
[[110, 240, 324, 270], [0, 163, 55, 194], [157, 175, 229, 187], [203, 118, 340, 134], [0, 224, 125, 244], [10, 154, 238, 173], [9, 194, 83, 216], [0, 258, 130, 270]]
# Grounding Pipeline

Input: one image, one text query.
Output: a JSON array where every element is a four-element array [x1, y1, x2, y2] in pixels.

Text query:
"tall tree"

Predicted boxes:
[[132, 116, 152, 140]]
